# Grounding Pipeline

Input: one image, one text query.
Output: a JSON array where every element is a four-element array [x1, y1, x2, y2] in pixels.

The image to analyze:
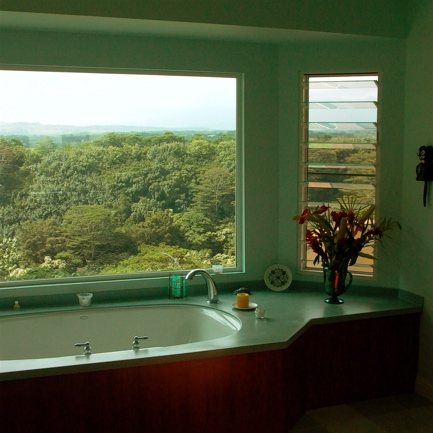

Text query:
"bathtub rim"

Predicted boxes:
[[0, 302, 243, 361], [0, 287, 423, 382]]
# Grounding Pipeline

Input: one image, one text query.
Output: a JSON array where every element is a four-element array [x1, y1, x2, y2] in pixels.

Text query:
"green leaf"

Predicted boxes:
[[358, 251, 377, 260]]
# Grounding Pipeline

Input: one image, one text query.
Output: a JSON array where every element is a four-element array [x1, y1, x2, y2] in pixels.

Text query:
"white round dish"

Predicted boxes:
[[264, 264, 292, 291], [232, 302, 258, 311]]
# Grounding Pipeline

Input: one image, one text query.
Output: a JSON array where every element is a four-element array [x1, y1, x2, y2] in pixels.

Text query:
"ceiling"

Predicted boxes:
[[0, 11, 381, 44]]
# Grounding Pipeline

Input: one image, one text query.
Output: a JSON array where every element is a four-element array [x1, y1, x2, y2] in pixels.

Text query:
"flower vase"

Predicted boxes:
[[323, 266, 353, 304]]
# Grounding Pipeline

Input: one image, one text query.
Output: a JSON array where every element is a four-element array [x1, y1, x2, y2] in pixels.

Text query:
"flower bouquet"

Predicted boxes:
[[293, 197, 401, 303]]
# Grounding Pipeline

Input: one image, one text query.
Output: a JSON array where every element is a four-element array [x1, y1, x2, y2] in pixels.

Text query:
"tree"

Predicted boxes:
[[62, 205, 129, 263], [92, 132, 126, 148], [213, 136, 236, 172], [101, 243, 210, 274], [188, 137, 217, 164], [2, 131, 238, 280], [129, 197, 162, 223], [0, 237, 22, 280], [33, 137, 58, 155], [17, 218, 66, 265], [192, 166, 235, 220], [0, 138, 28, 206], [173, 209, 229, 255], [145, 140, 194, 211], [126, 209, 181, 247]]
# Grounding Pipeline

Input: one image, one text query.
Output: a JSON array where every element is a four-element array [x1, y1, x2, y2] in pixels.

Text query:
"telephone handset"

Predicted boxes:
[[416, 145, 433, 206]]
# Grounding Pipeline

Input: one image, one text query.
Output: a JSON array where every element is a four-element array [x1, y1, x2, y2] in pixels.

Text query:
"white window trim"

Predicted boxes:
[[0, 65, 245, 298]]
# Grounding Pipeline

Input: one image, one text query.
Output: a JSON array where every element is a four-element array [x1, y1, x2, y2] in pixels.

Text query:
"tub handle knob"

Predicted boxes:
[[132, 336, 149, 350], [75, 341, 92, 355]]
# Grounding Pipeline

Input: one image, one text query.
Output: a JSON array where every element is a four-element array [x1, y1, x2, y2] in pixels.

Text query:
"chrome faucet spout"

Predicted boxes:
[[185, 269, 219, 303]]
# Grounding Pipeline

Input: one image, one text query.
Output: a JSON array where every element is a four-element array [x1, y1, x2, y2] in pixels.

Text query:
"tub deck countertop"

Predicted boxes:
[[0, 286, 423, 381]]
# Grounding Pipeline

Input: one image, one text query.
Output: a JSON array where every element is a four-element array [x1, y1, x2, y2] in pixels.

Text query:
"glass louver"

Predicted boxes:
[[300, 75, 379, 274]]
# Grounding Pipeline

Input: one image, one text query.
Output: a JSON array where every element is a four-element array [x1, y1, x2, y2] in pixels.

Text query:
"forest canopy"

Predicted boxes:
[[0, 131, 236, 282]]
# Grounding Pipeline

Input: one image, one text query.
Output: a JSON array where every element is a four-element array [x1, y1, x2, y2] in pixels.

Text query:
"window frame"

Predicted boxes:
[[0, 65, 245, 297], [297, 72, 380, 278]]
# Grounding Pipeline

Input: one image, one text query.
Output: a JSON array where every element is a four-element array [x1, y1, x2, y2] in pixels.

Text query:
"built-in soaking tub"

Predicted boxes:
[[0, 304, 241, 361], [0, 290, 423, 433]]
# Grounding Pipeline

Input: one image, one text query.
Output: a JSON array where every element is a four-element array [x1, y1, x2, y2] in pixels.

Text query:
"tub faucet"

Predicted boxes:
[[75, 341, 92, 355], [132, 335, 149, 350], [185, 269, 219, 303]]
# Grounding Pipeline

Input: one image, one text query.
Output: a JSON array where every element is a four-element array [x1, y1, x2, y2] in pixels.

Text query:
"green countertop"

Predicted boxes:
[[0, 286, 423, 381]]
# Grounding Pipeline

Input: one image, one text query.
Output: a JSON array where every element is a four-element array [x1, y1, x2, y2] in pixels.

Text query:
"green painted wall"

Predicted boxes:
[[402, 0, 433, 398]]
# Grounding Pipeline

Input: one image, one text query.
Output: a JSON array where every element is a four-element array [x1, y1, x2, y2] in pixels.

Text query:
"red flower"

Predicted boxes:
[[331, 211, 347, 229], [298, 208, 310, 224], [313, 205, 329, 215], [305, 229, 314, 242], [293, 198, 400, 269], [306, 230, 327, 261], [310, 239, 322, 255]]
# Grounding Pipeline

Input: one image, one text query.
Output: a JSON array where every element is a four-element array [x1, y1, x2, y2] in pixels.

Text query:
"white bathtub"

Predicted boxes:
[[0, 304, 241, 361]]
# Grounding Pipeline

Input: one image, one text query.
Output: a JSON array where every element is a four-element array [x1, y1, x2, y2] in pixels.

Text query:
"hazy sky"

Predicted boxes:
[[0, 70, 237, 129]]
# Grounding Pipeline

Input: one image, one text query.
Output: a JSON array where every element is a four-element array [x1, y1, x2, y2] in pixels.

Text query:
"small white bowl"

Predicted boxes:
[[77, 293, 93, 307], [212, 265, 224, 274]]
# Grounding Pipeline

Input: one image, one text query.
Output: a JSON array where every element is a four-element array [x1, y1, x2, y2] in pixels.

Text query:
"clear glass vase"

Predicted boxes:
[[323, 265, 353, 304]]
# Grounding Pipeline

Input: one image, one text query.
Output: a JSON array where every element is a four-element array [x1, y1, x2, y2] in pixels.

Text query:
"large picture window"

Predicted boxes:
[[0, 69, 241, 286], [300, 74, 378, 274]]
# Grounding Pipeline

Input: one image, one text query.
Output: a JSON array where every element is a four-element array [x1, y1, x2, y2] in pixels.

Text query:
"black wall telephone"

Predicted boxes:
[[416, 145, 433, 206]]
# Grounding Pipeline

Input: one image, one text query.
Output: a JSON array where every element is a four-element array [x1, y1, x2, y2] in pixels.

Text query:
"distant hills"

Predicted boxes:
[[0, 122, 234, 147], [0, 122, 212, 136]]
